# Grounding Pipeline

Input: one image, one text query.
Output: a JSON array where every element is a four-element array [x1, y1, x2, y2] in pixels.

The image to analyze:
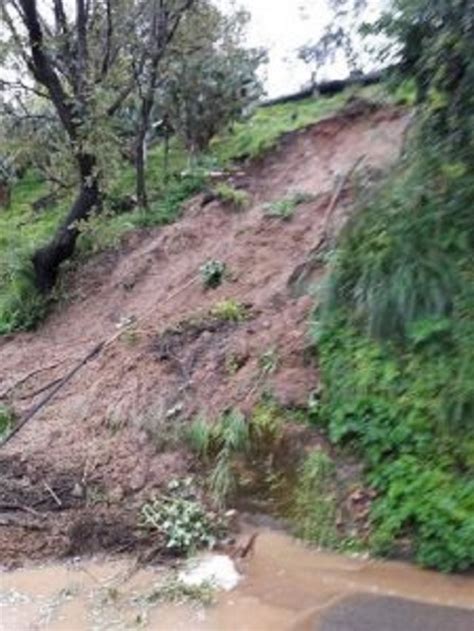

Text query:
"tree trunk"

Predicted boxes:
[[135, 125, 148, 209], [32, 156, 100, 292]]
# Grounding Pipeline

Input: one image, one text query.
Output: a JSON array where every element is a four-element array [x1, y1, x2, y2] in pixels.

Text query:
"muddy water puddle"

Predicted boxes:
[[1, 529, 473, 630]]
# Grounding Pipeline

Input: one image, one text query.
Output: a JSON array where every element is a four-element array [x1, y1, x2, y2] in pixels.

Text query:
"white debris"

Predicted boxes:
[[179, 554, 241, 591]]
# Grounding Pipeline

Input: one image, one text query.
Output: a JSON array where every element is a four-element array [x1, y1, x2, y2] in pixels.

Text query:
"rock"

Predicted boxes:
[[71, 483, 84, 499]]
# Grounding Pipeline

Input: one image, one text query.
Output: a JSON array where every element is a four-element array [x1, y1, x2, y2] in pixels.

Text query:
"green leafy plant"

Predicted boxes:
[[140, 477, 225, 555], [200, 259, 226, 289]]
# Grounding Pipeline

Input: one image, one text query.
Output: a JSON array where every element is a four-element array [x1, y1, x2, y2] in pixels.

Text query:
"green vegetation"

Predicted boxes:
[[142, 575, 216, 607], [214, 182, 249, 210], [200, 259, 226, 289], [186, 403, 285, 506], [314, 0, 474, 572], [210, 298, 249, 322], [0, 404, 15, 440], [258, 348, 279, 377], [0, 172, 62, 333], [211, 89, 361, 163], [292, 451, 339, 548], [264, 191, 315, 220], [140, 477, 225, 555]]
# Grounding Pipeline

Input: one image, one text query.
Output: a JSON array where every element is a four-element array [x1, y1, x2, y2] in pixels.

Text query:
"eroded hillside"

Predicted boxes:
[[0, 102, 410, 564]]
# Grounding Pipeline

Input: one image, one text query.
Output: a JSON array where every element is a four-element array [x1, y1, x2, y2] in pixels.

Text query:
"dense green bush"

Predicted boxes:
[[316, 153, 474, 571], [317, 312, 474, 571], [316, 0, 474, 572], [316, 154, 474, 571]]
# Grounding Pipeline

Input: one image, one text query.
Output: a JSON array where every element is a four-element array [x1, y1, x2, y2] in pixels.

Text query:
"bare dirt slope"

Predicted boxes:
[[0, 103, 410, 564]]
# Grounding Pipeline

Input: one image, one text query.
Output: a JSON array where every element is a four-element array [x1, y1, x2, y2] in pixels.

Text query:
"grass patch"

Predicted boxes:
[[264, 191, 315, 220], [292, 450, 340, 548], [210, 88, 378, 163], [214, 183, 249, 210], [210, 298, 249, 322], [185, 403, 286, 507]]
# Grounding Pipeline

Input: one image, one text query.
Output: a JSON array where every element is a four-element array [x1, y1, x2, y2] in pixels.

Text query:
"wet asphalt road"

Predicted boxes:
[[319, 595, 474, 631]]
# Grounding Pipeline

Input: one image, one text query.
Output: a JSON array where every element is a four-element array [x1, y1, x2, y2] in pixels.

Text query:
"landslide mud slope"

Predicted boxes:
[[0, 103, 410, 564]]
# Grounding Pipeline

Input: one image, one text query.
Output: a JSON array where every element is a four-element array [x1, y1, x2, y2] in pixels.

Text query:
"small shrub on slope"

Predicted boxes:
[[140, 477, 226, 555], [215, 183, 249, 210]]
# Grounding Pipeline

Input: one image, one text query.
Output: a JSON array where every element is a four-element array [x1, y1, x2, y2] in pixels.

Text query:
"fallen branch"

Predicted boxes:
[[287, 155, 366, 293], [0, 341, 105, 447], [0, 361, 65, 400], [43, 482, 62, 507], [1, 273, 203, 448], [16, 377, 63, 401], [320, 154, 367, 240]]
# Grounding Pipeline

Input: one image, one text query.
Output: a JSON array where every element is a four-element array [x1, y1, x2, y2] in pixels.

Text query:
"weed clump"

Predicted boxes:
[[210, 298, 248, 322], [293, 450, 340, 549], [140, 477, 226, 555], [215, 183, 249, 210], [142, 574, 215, 607], [185, 403, 286, 507], [264, 191, 315, 220]]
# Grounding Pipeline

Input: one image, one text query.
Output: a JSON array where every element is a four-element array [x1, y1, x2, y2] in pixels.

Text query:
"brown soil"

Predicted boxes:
[[0, 103, 410, 565]]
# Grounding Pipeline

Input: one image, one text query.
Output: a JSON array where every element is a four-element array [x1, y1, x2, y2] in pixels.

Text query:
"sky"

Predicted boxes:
[[216, 0, 385, 98]]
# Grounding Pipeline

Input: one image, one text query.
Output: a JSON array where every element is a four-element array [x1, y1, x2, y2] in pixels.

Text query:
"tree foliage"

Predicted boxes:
[[161, 7, 265, 154], [0, 0, 263, 283]]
